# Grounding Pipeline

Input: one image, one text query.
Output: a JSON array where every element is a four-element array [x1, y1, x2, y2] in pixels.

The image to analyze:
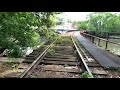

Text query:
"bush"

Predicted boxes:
[[8, 47, 25, 58]]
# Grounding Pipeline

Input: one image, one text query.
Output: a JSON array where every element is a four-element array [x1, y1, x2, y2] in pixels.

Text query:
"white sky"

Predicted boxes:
[[57, 12, 120, 22], [57, 12, 93, 21]]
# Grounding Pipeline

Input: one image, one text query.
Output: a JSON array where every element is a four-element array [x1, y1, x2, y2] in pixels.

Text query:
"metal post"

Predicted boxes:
[[105, 32, 109, 50], [98, 39, 100, 46], [90, 36, 91, 41], [92, 31, 95, 43], [84, 34, 86, 38], [105, 41, 108, 50], [92, 37, 94, 43]]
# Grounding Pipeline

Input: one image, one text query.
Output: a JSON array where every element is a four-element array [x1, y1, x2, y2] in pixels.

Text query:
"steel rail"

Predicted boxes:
[[74, 37, 92, 62], [19, 39, 58, 78], [71, 36, 94, 78]]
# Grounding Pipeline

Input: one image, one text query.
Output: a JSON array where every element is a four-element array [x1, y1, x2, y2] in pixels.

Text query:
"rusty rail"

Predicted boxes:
[[19, 35, 94, 78], [71, 36, 94, 78], [19, 39, 58, 78]]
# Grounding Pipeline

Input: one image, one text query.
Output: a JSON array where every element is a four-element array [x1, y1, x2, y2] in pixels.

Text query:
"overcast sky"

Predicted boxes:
[[57, 12, 120, 22], [57, 12, 93, 21]]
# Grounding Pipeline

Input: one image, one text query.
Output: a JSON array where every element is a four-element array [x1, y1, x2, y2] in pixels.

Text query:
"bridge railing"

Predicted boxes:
[[82, 32, 120, 51]]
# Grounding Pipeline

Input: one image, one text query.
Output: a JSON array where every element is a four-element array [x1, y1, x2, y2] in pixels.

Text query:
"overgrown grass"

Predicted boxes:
[[55, 36, 73, 46]]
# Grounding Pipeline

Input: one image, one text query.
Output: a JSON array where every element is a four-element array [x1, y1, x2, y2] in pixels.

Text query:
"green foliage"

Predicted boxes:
[[0, 12, 61, 58], [30, 75, 36, 78], [64, 64, 69, 67], [55, 37, 63, 44], [8, 46, 25, 58], [3, 62, 19, 71], [55, 36, 72, 46], [77, 21, 88, 30], [81, 71, 92, 78], [11, 63, 19, 71], [56, 17, 64, 25], [0, 12, 40, 57], [4, 62, 17, 65], [67, 19, 72, 23], [87, 12, 120, 32], [77, 12, 120, 32], [47, 48, 55, 55], [34, 12, 61, 41]]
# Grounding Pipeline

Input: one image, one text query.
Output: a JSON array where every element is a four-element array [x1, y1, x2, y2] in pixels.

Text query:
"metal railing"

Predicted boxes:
[[82, 32, 120, 50]]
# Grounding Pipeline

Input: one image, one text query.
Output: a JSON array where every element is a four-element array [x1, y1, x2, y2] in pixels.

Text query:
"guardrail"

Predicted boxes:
[[82, 32, 120, 50]]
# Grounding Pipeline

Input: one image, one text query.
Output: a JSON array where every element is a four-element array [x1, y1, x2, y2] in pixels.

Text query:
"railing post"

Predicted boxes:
[[90, 35, 91, 41], [85, 34, 86, 38], [105, 40, 108, 50], [98, 39, 100, 46], [105, 32, 109, 50], [84, 34, 86, 38], [92, 31, 95, 43], [92, 37, 94, 43]]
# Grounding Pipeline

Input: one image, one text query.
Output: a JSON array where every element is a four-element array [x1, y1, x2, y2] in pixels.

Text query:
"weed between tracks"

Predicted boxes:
[[81, 71, 92, 78], [3, 62, 19, 71], [0, 61, 24, 77], [47, 49, 56, 56], [29, 36, 81, 78], [55, 36, 73, 46]]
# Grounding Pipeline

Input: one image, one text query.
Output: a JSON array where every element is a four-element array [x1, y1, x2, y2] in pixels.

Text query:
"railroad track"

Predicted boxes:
[[20, 37, 110, 78], [17, 36, 95, 78], [17, 35, 110, 78], [1, 33, 118, 78], [0, 32, 118, 78], [73, 35, 109, 78]]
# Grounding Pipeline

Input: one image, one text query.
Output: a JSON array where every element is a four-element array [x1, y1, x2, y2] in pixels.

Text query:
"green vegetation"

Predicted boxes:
[[3, 62, 19, 71], [3, 62, 18, 66], [11, 63, 19, 71], [30, 75, 36, 78], [77, 12, 120, 32], [77, 21, 88, 30], [55, 36, 72, 45], [0, 12, 61, 58], [47, 48, 56, 55], [81, 71, 92, 78], [64, 64, 69, 67], [55, 36, 63, 44], [56, 17, 64, 26]]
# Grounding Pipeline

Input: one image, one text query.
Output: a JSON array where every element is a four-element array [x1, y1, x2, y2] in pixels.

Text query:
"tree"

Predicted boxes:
[[77, 21, 88, 30], [56, 17, 64, 26], [0, 12, 61, 57], [67, 19, 72, 23], [34, 12, 61, 40], [87, 12, 120, 32]]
